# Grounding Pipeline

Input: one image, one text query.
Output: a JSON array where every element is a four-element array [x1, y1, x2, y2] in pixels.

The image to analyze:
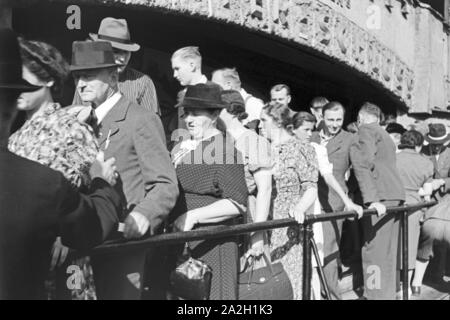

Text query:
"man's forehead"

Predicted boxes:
[[324, 108, 344, 117], [73, 69, 103, 77], [271, 89, 288, 96]]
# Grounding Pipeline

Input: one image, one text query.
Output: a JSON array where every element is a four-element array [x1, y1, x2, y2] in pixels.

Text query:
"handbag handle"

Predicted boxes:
[[245, 252, 276, 285]]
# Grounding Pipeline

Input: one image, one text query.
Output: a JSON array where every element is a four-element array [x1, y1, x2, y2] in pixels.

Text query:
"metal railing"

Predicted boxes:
[[81, 201, 437, 300]]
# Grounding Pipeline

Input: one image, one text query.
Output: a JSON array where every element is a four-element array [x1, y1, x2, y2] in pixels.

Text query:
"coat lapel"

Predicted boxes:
[[98, 96, 130, 147], [326, 131, 344, 156]]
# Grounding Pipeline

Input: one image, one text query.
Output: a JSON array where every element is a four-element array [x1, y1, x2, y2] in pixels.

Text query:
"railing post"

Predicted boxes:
[[302, 223, 313, 300], [401, 209, 409, 300]]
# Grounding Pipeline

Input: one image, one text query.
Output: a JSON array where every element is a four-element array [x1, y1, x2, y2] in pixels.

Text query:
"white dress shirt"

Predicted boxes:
[[94, 92, 122, 124]]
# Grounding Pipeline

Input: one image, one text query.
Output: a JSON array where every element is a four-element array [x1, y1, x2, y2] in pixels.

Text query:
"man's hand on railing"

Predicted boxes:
[[369, 202, 387, 217], [123, 212, 150, 239]]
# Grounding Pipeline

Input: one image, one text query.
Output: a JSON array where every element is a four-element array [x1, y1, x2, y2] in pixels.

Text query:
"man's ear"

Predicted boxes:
[[287, 95, 292, 104]]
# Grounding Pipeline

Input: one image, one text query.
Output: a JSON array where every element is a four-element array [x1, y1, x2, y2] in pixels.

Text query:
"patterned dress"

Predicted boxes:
[[170, 133, 248, 300], [8, 103, 99, 300], [269, 137, 318, 300]]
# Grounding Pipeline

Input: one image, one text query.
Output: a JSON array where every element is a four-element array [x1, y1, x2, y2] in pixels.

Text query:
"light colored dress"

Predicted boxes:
[[270, 137, 318, 300], [311, 142, 334, 267]]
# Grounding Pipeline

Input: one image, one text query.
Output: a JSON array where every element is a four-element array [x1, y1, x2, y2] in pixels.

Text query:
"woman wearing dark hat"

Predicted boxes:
[[170, 83, 248, 300], [8, 38, 109, 300], [396, 130, 434, 297]]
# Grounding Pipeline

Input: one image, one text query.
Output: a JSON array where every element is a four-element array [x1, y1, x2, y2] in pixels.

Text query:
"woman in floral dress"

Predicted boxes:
[[259, 102, 318, 300], [8, 38, 101, 300]]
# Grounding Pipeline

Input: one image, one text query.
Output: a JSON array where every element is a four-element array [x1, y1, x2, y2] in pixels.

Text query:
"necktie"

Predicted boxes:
[[86, 108, 100, 137]]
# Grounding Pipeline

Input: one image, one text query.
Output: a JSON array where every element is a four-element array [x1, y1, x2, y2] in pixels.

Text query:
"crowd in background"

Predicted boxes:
[[1, 16, 450, 301]]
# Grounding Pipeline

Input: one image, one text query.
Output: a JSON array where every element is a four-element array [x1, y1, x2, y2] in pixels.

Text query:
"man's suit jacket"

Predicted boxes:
[[98, 96, 179, 235], [350, 123, 405, 205], [311, 130, 355, 212], [0, 148, 121, 299]]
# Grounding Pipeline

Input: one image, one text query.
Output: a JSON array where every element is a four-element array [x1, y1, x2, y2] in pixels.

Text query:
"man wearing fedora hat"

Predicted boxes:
[[70, 40, 178, 299], [421, 123, 450, 200], [73, 17, 160, 116], [0, 28, 123, 299]]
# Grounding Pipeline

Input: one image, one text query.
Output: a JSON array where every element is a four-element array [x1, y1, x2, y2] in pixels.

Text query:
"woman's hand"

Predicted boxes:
[[174, 211, 198, 232], [248, 232, 265, 258], [345, 200, 364, 219], [289, 205, 305, 224], [50, 237, 69, 270]]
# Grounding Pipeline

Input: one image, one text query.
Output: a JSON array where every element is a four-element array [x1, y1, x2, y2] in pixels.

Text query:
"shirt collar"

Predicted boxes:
[[95, 92, 122, 124], [319, 129, 335, 145], [240, 88, 249, 100]]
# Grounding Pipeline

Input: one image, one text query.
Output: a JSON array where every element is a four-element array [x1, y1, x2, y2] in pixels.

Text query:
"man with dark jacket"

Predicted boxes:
[[0, 28, 122, 299], [350, 102, 405, 300]]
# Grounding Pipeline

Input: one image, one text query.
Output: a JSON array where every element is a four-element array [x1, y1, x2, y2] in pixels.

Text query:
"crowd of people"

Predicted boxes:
[[1, 16, 450, 301]]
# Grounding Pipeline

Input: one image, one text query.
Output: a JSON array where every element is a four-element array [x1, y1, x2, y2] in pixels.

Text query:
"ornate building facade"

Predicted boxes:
[[1, 0, 449, 120]]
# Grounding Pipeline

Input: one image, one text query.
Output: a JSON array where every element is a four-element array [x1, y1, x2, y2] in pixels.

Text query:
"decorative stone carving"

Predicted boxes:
[[188, 0, 210, 16], [367, 37, 382, 81], [380, 47, 395, 86], [270, 0, 291, 38], [394, 60, 407, 98], [351, 23, 368, 73], [314, 1, 334, 53], [289, 0, 314, 45], [57, 0, 416, 109], [403, 68, 414, 105], [333, 12, 352, 62], [240, 0, 270, 32], [212, 0, 239, 22]]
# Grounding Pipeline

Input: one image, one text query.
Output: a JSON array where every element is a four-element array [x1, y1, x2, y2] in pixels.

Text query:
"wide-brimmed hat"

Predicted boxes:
[[0, 28, 41, 92], [176, 83, 226, 109], [70, 41, 123, 72], [424, 123, 450, 145], [89, 18, 140, 52], [386, 122, 406, 135]]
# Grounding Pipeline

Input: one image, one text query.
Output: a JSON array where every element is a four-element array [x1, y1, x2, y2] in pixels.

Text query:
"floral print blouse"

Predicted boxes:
[[8, 103, 99, 188]]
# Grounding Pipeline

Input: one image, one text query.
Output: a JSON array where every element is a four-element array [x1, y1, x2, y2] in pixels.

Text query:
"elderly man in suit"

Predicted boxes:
[[71, 40, 179, 299], [350, 102, 405, 300], [310, 101, 362, 300], [0, 28, 122, 299]]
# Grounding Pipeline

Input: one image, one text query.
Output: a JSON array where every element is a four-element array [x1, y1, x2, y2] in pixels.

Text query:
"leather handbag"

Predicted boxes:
[[238, 253, 293, 300], [168, 245, 212, 300]]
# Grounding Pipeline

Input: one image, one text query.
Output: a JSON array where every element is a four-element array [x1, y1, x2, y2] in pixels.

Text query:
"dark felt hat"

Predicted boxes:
[[424, 123, 450, 145], [0, 28, 41, 92], [176, 83, 226, 109], [70, 41, 123, 72]]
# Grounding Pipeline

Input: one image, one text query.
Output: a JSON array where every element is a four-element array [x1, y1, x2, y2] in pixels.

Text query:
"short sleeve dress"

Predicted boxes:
[[270, 137, 318, 300], [234, 129, 273, 222], [170, 133, 248, 300]]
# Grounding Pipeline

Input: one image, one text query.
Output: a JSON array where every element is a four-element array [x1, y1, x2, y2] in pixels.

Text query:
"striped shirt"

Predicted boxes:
[[73, 67, 160, 115]]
